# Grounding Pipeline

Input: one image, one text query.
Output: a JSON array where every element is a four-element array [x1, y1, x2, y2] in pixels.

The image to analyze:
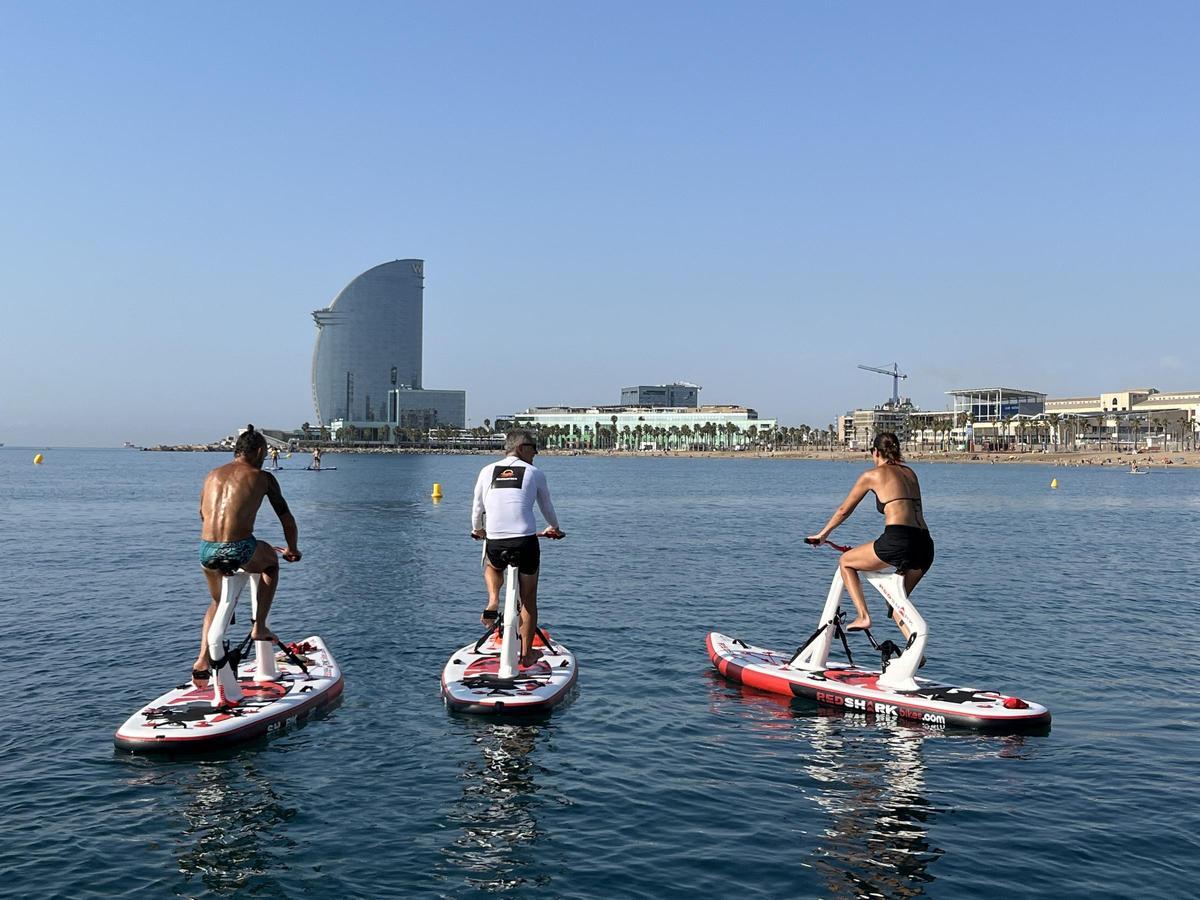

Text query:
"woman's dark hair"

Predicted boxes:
[[234, 424, 267, 457], [873, 431, 903, 463]]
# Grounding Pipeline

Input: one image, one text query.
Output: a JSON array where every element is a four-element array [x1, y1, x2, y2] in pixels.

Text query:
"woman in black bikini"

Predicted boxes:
[[806, 431, 934, 632]]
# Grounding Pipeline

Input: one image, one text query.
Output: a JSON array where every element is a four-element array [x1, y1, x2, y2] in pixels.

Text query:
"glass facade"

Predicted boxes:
[[311, 259, 466, 428], [947, 388, 1046, 423], [620, 383, 700, 407], [312, 260, 425, 425]]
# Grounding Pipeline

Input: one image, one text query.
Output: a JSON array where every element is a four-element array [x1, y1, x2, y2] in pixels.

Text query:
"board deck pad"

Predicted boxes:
[[707, 632, 1049, 732], [114, 635, 343, 752], [442, 627, 577, 714]]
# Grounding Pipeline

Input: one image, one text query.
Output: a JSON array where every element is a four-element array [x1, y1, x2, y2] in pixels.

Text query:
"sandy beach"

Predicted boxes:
[[538, 446, 1200, 468]]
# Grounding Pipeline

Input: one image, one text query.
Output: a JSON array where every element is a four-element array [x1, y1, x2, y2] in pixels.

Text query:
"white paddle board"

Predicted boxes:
[[114, 636, 343, 752], [442, 628, 577, 715]]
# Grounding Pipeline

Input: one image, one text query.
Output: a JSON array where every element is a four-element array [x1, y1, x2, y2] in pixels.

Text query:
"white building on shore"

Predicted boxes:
[[512, 405, 777, 450]]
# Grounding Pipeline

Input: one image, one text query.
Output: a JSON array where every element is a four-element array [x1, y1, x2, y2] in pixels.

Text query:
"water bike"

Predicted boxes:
[[115, 570, 343, 752], [442, 536, 576, 715], [708, 540, 1050, 732]]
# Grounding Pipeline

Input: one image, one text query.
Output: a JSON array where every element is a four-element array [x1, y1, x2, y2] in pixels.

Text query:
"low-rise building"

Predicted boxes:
[[1044, 388, 1200, 449], [512, 405, 776, 450]]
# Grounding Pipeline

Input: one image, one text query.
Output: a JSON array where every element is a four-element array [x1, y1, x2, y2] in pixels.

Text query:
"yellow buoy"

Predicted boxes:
[[33, 453, 44, 465], [1050, 478, 1058, 489], [432, 482, 443, 500]]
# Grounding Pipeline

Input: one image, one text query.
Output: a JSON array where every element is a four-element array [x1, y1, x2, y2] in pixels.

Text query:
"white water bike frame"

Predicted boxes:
[[207, 572, 280, 706], [496, 565, 522, 679], [790, 566, 928, 692]]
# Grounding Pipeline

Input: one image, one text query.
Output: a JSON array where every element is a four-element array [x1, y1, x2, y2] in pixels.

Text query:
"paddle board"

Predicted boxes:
[[442, 627, 576, 714], [304, 466, 337, 471], [114, 636, 343, 752], [708, 632, 1050, 732]]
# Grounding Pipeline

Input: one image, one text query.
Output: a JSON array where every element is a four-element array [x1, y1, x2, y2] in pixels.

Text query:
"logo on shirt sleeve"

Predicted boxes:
[[491, 466, 526, 489]]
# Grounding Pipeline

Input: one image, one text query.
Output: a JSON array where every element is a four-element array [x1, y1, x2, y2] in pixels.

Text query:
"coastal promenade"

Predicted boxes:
[[139, 443, 1200, 467]]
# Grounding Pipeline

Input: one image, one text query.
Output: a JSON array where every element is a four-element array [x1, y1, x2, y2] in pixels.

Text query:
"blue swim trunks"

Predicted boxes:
[[199, 537, 258, 575]]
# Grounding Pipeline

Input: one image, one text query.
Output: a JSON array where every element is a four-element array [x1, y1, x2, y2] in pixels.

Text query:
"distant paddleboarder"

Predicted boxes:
[[471, 430, 564, 667], [269, 447, 280, 470], [807, 431, 934, 635], [193, 425, 302, 687], [311, 447, 322, 471]]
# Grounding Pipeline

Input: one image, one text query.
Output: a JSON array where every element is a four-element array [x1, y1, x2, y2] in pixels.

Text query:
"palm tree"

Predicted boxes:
[[1152, 416, 1167, 451]]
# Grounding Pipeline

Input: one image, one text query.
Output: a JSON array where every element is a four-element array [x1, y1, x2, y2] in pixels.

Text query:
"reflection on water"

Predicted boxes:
[[125, 758, 297, 897], [438, 721, 551, 893], [711, 680, 946, 898], [803, 713, 942, 899]]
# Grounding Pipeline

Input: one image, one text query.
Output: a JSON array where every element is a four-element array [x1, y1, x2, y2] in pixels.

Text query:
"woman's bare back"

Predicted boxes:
[[870, 463, 928, 530]]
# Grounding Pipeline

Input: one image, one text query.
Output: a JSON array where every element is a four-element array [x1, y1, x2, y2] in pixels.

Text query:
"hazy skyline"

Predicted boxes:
[[2, 2, 1197, 445]]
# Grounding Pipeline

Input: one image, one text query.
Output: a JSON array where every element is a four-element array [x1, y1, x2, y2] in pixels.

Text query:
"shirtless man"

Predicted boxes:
[[193, 424, 301, 686]]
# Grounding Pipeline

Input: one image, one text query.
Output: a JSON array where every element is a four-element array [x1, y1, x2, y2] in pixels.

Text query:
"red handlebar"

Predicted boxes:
[[805, 538, 852, 553]]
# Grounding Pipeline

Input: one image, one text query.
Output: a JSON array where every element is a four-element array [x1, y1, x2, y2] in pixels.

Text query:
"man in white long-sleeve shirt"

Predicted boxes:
[[471, 430, 565, 667]]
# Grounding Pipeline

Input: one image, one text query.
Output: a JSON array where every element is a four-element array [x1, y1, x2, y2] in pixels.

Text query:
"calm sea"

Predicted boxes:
[[1, 448, 1197, 898]]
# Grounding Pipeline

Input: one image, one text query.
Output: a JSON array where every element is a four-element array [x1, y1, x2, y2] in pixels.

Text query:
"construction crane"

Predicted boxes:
[[858, 362, 908, 407]]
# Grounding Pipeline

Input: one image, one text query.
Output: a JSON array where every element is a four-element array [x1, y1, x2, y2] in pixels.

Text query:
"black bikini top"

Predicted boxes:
[[875, 494, 922, 514]]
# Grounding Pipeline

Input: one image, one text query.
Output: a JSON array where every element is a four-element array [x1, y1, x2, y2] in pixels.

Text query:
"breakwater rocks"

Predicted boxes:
[[142, 444, 230, 452]]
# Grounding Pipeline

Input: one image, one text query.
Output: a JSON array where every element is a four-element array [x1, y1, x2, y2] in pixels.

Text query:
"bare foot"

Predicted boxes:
[[250, 625, 277, 642], [519, 649, 542, 668], [845, 617, 872, 631], [191, 658, 211, 688]]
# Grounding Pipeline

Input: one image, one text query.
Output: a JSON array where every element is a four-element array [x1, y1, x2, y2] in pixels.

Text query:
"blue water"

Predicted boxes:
[[1, 448, 1197, 898]]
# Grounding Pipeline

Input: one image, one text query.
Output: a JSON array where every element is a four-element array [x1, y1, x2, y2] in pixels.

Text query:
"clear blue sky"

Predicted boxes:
[[2, 1, 1197, 445]]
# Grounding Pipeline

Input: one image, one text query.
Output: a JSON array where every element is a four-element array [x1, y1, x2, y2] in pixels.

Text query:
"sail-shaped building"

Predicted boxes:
[[311, 259, 465, 431]]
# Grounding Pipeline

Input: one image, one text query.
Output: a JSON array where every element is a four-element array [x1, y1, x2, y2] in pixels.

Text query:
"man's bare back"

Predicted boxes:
[[192, 427, 301, 687], [200, 459, 293, 545]]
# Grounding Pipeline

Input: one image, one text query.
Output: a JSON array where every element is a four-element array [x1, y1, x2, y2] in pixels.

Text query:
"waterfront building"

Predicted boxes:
[[1044, 388, 1200, 449], [512, 405, 776, 450], [905, 409, 963, 449], [833, 384, 1199, 453], [620, 382, 700, 408], [844, 405, 910, 448], [310, 259, 466, 430], [944, 387, 1045, 449]]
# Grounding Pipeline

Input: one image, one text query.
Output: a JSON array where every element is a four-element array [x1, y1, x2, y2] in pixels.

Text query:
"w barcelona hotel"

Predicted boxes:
[[311, 259, 465, 436]]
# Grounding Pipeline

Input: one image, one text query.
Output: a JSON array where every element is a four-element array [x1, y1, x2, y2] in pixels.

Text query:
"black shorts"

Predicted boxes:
[[485, 535, 540, 575], [873, 525, 935, 573]]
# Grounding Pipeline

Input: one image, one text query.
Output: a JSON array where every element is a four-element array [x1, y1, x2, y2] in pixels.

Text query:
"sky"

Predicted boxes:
[[2, 1, 1197, 445]]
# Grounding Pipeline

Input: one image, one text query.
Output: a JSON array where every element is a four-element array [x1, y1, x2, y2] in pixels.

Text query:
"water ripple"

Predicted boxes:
[[1, 449, 1197, 898]]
